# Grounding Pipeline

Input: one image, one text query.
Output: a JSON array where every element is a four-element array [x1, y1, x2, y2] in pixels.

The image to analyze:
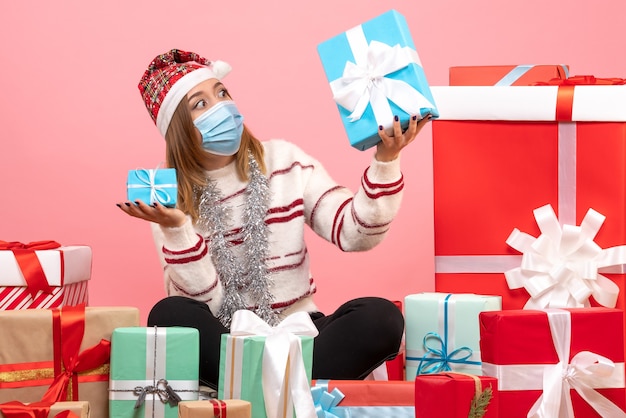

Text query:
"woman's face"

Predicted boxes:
[[186, 78, 232, 121]]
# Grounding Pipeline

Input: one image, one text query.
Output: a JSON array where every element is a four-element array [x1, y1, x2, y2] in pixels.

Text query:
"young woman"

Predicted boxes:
[[117, 48, 431, 389]]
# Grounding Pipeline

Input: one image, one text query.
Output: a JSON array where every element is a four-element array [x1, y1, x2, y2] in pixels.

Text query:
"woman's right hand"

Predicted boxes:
[[116, 200, 187, 228]]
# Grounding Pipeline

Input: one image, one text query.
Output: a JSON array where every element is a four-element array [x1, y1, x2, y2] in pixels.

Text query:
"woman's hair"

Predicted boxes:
[[165, 98, 266, 223]]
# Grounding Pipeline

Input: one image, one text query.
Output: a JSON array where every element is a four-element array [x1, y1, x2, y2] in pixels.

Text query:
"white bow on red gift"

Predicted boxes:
[[528, 310, 626, 418], [505, 204, 626, 309], [230, 310, 318, 418]]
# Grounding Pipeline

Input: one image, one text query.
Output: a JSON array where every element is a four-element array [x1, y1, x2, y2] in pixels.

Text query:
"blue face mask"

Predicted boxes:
[[193, 100, 244, 156]]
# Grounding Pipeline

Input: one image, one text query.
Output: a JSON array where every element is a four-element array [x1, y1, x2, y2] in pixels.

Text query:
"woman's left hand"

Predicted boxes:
[[375, 114, 432, 162]]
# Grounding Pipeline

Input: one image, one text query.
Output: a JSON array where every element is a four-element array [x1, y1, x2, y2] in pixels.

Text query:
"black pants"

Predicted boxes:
[[147, 296, 404, 389]]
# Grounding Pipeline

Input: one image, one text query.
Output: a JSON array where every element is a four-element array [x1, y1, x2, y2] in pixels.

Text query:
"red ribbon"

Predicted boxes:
[[533, 75, 626, 121], [0, 401, 79, 418], [0, 241, 62, 298], [39, 304, 111, 403], [210, 399, 228, 417], [0, 401, 53, 418]]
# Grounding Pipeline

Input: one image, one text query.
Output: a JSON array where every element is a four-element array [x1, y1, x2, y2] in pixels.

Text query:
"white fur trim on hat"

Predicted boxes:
[[156, 61, 232, 137]]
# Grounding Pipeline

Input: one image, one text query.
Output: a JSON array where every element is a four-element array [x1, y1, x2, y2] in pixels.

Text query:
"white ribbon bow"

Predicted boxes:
[[329, 25, 434, 127], [230, 310, 319, 418], [527, 309, 626, 418], [505, 204, 625, 309]]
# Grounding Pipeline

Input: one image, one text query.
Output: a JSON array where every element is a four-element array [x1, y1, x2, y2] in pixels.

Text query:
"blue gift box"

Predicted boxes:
[[317, 9, 439, 151], [127, 168, 177, 207]]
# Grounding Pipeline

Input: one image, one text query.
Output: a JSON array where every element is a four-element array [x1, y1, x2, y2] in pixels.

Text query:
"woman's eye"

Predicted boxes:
[[218, 88, 228, 98], [194, 99, 207, 110]]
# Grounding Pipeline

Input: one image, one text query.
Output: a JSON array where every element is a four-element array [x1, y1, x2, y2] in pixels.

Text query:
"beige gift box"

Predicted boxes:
[[0, 306, 139, 418]]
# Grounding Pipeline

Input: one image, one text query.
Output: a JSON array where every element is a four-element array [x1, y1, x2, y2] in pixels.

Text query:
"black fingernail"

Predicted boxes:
[[151, 203, 158, 208], [379, 125, 383, 130], [116, 203, 122, 208], [134, 200, 141, 205], [394, 115, 399, 122], [412, 115, 417, 121], [125, 202, 131, 207]]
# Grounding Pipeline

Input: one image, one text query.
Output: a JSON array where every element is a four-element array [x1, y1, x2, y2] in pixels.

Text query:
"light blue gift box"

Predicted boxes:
[[127, 168, 177, 207], [317, 9, 439, 151], [404, 292, 501, 380]]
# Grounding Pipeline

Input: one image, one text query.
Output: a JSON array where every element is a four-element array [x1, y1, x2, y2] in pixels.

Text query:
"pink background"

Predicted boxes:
[[2, 1, 624, 323]]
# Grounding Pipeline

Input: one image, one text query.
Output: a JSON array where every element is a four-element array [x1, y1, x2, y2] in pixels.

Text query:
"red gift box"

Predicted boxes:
[[449, 64, 569, 86], [415, 373, 498, 418], [311, 380, 414, 416], [431, 79, 626, 316], [480, 308, 626, 417]]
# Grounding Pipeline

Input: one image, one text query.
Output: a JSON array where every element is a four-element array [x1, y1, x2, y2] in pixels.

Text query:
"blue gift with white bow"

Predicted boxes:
[[317, 9, 439, 151], [127, 167, 177, 207]]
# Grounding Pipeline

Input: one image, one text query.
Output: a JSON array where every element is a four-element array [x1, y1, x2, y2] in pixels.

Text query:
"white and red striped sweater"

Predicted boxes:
[[150, 139, 405, 320]]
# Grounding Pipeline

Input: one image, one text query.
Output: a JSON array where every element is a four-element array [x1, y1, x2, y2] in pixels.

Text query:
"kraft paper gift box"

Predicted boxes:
[[311, 380, 415, 417], [218, 310, 317, 418], [430, 78, 626, 315], [109, 326, 200, 418], [404, 293, 501, 380], [317, 9, 438, 151], [178, 400, 251, 418], [0, 304, 140, 418], [0, 241, 91, 310], [414, 373, 498, 418], [0, 401, 90, 418], [127, 167, 177, 207], [449, 64, 569, 86], [480, 308, 626, 417]]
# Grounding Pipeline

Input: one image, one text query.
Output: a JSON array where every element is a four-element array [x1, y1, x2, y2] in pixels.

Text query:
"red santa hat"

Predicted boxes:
[[138, 48, 231, 137]]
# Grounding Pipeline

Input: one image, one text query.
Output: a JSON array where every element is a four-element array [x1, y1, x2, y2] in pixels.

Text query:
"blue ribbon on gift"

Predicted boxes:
[[311, 381, 415, 418], [128, 167, 176, 205], [312, 383, 345, 418], [495, 64, 570, 86], [406, 294, 481, 376]]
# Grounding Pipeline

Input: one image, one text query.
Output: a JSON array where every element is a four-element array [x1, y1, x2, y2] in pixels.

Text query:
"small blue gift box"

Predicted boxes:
[[317, 9, 439, 151], [127, 168, 177, 207]]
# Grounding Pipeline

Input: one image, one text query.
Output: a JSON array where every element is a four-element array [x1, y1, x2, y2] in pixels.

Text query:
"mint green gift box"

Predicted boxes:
[[404, 292, 501, 380], [218, 333, 314, 418], [108, 326, 200, 418]]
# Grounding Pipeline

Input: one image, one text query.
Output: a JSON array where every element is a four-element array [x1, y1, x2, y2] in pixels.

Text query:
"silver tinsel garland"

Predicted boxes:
[[197, 152, 278, 327]]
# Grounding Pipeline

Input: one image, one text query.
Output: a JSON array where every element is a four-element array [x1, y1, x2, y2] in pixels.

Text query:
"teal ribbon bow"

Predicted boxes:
[[312, 383, 346, 418], [409, 294, 481, 375]]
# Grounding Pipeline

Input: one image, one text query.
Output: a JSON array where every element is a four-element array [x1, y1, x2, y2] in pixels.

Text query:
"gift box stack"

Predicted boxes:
[[410, 65, 626, 416]]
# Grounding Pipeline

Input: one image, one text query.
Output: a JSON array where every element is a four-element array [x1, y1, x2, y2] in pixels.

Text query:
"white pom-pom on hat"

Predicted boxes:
[[211, 60, 232, 80]]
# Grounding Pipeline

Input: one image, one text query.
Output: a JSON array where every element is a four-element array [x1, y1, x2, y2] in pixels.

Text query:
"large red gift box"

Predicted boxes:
[[430, 80, 626, 316], [0, 241, 91, 310], [480, 308, 626, 417], [414, 373, 498, 418], [449, 64, 569, 86]]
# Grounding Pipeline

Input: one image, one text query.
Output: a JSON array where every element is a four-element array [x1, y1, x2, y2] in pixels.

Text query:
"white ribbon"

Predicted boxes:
[[329, 25, 434, 127], [525, 309, 626, 417], [504, 204, 625, 309], [128, 167, 176, 205], [230, 309, 319, 418]]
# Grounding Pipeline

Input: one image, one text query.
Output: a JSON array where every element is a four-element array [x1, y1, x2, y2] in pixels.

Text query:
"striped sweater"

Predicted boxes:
[[150, 139, 405, 320]]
